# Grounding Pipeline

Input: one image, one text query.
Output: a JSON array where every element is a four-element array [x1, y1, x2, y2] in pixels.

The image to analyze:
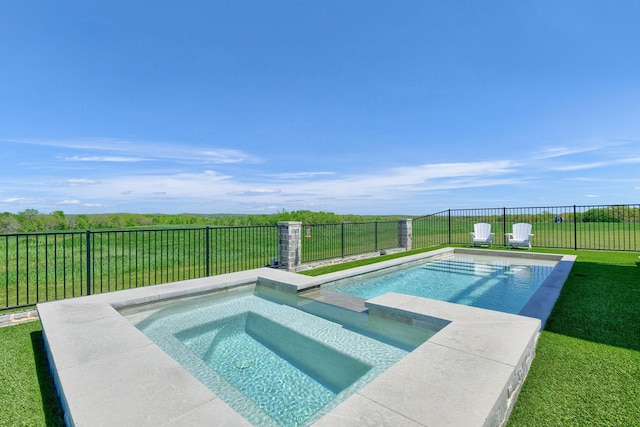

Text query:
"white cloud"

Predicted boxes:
[[66, 178, 100, 185], [239, 189, 282, 196], [1, 197, 42, 204], [4, 137, 262, 165], [534, 145, 601, 159], [271, 172, 336, 179], [552, 156, 640, 171], [62, 156, 148, 162]]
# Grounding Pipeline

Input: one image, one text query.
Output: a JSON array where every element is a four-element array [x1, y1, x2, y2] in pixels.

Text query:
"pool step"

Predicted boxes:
[[298, 289, 368, 312]]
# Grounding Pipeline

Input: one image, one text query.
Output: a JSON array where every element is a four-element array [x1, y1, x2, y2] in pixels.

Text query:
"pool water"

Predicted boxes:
[[327, 253, 556, 314], [176, 312, 371, 425], [123, 288, 436, 426]]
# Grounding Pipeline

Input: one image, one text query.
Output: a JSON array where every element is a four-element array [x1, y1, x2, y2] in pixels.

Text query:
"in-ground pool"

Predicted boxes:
[[122, 287, 437, 427], [40, 251, 571, 426], [324, 251, 557, 315]]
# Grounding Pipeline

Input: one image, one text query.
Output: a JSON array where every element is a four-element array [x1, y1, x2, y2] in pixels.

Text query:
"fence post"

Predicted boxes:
[[448, 210, 451, 244], [503, 208, 507, 246], [85, 230, 91, 296], [278, 222, 302, 271], [398, 219, 412, 250], [375, 222, 379, 251], [205, 226, 211, 277], [341, 222, 345, 258], [573, 205, 578, 251]]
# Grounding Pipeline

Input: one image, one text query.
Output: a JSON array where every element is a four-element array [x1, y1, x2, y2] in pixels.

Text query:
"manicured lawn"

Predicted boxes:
[[0, 320, 64, 426], [508, 249, 640, 426], [1, 248, 638, 426]]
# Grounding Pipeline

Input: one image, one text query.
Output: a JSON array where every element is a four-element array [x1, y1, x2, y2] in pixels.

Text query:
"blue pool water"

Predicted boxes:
[[123, 288, 436, 427], [327, 253, 556, 314]]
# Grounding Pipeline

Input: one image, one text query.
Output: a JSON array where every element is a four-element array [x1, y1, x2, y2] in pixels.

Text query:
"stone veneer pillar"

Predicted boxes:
[[398, 218, 412, 251], [278, 221, 302, 271]]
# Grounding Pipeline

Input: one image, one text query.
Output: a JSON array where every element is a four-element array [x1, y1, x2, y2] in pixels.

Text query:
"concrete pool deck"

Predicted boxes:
[[38, 248, 575, 426]]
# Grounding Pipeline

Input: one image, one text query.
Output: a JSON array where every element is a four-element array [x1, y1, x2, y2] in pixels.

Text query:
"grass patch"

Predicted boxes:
[[299, 246, 446, 276], [509, 332, 640, 425], [0, 321, 64, 427], [508, 250, 640, 425]]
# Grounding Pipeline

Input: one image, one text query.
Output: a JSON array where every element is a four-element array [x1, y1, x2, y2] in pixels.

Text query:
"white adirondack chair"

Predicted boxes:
[[505, 223, 534, 249], [470, 223, 494, 247]]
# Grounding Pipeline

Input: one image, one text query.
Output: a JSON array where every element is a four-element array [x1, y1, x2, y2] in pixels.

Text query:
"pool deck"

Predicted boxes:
[[38, 248, 575, 427]]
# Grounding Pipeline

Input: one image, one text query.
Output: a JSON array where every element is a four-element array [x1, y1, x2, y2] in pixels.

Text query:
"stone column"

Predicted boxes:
[[398, 219, 412, 251], [278, 221, 302, 271]]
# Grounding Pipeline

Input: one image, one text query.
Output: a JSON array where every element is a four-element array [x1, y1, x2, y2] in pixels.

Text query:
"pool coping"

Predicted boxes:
[[38, 248, 574, 427]]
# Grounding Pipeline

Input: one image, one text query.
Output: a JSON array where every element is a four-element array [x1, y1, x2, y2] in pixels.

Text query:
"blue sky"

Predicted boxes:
[[1, 1, 639, 215]]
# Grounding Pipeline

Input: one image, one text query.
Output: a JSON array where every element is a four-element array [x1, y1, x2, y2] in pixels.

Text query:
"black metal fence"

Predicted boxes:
[[301, 221, 399, 263], [412, 204, 640, 252], [1, 226, 278, 311], [2, 203, 638, 311]]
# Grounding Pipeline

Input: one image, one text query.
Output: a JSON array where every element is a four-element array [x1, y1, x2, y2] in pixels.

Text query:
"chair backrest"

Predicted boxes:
[[512, 223, 532, 239], [474, 223, 492, 238]]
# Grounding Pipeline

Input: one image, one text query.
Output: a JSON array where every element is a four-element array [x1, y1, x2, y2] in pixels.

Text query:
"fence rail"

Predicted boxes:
[[2, 203, 639, 311]]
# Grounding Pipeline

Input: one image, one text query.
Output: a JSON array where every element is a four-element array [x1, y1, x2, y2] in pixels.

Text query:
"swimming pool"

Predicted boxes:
[[122, 287, 436, 427], [38, 248, 573, 426], [324, 252, 556, 315]]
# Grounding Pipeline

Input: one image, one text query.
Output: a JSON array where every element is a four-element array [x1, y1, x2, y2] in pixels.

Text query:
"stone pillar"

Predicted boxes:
[[278, 221, 302, 271], [398, 219, 412, 250]]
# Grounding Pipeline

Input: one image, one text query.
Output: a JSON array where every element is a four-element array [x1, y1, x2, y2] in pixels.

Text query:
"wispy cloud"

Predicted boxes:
[[533, 140, 635, 160], [1, 197, 42, 204], [3, 137, 262, 165], [270, 172, 336, 179], [534, 145, 602, 159], [238, 189, 283, 196], [62, 156, 148, 162], [66, 179, 100, 185], [551, 157, 640, 171]]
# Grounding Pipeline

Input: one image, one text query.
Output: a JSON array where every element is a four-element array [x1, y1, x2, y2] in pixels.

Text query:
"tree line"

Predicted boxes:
[[0, 209, 408, 233]]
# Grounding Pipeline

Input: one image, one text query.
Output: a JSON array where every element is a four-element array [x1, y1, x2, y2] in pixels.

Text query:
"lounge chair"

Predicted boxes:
[[505, 223, 534, 249], [470, 223, 494, 247]]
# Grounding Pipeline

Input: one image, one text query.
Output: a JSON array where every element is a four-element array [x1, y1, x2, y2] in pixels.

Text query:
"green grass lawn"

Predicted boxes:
[[508, 249, 640, 426], [0, 320, 64, 426], [1, 248, 638, 426]]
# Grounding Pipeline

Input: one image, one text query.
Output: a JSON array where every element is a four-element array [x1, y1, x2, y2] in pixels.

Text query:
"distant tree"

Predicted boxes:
[[51, 210, 67, 230], [17, 209, 41, 231], [76, 214, 90, 230], [0, 214, 21, 233], [581, 208, 622, 223]]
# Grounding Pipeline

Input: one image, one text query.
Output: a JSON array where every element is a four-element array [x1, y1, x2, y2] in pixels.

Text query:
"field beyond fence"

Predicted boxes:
[[2, 204, 639, 311]]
